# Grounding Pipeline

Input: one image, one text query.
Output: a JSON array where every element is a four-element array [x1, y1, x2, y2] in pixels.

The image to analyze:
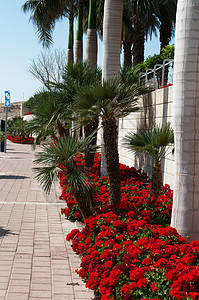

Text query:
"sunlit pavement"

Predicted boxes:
[[0, 141, 93, 300]]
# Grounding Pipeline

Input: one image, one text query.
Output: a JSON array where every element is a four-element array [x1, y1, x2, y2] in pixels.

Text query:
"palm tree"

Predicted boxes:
[[74, 78, 147, 204], [67, 11, 75, 65], [122, 2, 134, 67], [74, 0, 83, 63], [85, 0, 97, 67], [22, 0, 76, 64], [122, 0, 176, 67], [102, 0, 123, 80], [121, 0, 159, 67], [33, 134, 99, 219], [154, 0, 177, 51], [26, 91, 72, 145], [7, 116, 29, 139], [57, 62, 102, 168], [123, 123, 174, 199], [171, 0, 199, 241]]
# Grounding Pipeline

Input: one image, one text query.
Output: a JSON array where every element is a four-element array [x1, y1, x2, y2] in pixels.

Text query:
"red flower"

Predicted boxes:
[[150, 282, 158, 292]]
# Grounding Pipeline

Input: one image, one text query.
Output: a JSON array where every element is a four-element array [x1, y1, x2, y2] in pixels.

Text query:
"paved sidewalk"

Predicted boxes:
[[0, 141, 93, 300]]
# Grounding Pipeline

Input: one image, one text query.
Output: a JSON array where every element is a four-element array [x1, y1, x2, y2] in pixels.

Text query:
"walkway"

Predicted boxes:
[[0, 141, 93, 300]]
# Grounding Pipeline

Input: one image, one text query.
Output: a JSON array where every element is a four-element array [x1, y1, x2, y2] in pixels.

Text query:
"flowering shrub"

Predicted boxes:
[[7, 135, 34, 144], [59, 153, 149, 223], [60, 154, 199, 300], [68, 217, 199, 300]]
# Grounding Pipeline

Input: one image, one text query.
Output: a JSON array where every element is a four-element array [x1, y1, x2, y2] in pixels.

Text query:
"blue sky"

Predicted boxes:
[[0, 1, 174, 103]]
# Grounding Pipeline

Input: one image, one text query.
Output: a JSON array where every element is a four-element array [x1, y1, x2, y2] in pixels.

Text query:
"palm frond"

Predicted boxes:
[[123, 123, 174, 161], [33, 165, 59, 194], [33, 132, 99, 194]]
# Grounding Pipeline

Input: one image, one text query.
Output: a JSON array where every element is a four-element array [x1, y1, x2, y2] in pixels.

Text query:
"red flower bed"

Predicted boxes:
[[7, 135, 34, 144], [59, 154, 199, 300]]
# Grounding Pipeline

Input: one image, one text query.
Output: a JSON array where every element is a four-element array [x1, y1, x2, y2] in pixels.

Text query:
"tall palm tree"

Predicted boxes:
[[74, 0, 83, 63], [154, 0, 177, 51], [23, 0, 76, 64], [131, 0, 159, 67], [123, 0, 176, 67], [171, 0, 199, 241], [123, 123, 174, 199], [74, 78, 147, 204], [33, 134, 99, 219], [102, 0, 123, 80], [67, 11, 74, 65], [85, 0, 97, 67], [122, 2, 134, 67]]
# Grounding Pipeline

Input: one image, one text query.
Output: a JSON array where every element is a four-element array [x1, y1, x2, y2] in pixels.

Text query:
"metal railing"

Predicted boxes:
[[139, 59, 174, 89]]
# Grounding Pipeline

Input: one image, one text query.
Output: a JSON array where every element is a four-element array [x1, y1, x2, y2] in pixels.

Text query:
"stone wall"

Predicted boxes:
[[97, 86, 174, 188], [0, 102, 29, 120]]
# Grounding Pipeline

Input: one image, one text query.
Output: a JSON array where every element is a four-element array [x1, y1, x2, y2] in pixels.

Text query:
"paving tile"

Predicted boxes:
[[0, 282, 8, 289], [54, 295, 75, 300], [31, 278, 51, 285], [30, 290, 51, 297], [53, 286, 74, 294], [32, 272, 51, 279], [0, 289, 6, 297], [31, 283, 51, 291], [10, 273, 31, 280], [8, 285, 30, 293], [9, 279, 30, 286], [0, 277, 10, 283], [12, 268, 31, 274], [0, 142, 92, 300], [75, 291, 93, 298], [6, 293, 29, 300]]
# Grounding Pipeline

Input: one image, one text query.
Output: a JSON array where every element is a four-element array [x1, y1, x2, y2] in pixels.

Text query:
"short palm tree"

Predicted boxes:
[[59, 62, 102, 168], [33, 133, 99, 219], [74, 78, 148, 205], [7, 116, 29, 139], [26, 91, 72, 146], [123, 123, 174, 199]]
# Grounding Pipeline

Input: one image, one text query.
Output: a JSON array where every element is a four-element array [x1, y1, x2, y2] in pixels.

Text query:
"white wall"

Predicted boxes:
[[97, 85, 175, 188]]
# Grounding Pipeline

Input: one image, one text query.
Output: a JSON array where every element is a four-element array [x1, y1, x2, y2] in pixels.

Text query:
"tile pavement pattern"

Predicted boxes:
[[0, 141, 93, 300]]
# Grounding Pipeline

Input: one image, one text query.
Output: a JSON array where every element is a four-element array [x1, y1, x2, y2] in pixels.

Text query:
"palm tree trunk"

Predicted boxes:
[[85, 0, 97, 67], [102, 116, 121, 205], [66, 13, 74, 66], [101, 0, 123, 178], [71, 188, 93, 219], [74, 5, 83, 63], [123, 32, 132, 68], [132, 18, 145, 67], [55, 121, 67, 137], [171, 0, 199, 241], [150, 161, 162, 199], [84, 119, 99, 169], [159, 18, 172, 51], [102, 0, 123, 80]]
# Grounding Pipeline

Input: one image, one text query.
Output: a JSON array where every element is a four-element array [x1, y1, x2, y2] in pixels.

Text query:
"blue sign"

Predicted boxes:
[[5, 91, 10, 107]]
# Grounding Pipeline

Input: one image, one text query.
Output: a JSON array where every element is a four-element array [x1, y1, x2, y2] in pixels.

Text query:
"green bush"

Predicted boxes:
[[7, 116, 30, 138], [0, 131, 4, 143]]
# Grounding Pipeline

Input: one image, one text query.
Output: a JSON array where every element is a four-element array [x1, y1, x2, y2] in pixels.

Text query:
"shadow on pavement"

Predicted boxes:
[[0, 226, 17, 238], [0, 175, 29, 179], [8, 152, 31, 155]]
